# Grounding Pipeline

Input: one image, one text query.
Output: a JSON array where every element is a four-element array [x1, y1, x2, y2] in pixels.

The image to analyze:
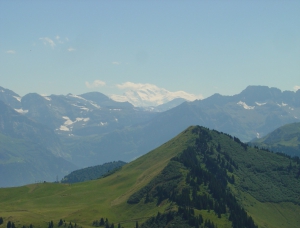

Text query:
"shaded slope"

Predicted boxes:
[[0, 133, 77, 187], [0, 100, 77, 187], [0, 86, 22, 109], [0, 100, 64, 156]]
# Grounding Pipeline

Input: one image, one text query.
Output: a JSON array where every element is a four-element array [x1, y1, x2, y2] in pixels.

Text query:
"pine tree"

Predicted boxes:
[[7, 221, 12, 228], [0, 217, 3, 225]]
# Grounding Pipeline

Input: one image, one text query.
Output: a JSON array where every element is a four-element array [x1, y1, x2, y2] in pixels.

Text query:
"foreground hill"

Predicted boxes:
[[0, 126, 299, 228], [250, 122, 300, 157]]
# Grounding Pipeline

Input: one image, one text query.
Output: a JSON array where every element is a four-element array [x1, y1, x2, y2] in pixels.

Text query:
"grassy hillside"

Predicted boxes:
[[250, 122, 300, 157], [0, 126, 300, 228]]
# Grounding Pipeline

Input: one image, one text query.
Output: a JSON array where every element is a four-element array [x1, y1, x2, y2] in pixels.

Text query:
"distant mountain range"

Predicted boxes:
[[1, 85, 300, 187], [0, 86, 157, 136], [67, 85, 300, 165]]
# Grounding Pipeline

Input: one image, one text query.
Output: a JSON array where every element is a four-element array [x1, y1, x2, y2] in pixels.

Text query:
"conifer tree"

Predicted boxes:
[[100, 218, 104, 226], [58, 219, 64, 226]]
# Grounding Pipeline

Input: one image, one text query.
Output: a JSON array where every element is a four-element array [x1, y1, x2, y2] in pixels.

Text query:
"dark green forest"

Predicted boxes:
[[61, 161, 126, 183]]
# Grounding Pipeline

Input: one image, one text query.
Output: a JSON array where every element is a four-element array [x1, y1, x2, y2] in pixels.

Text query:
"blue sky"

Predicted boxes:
[[1, 1, 299, 98]]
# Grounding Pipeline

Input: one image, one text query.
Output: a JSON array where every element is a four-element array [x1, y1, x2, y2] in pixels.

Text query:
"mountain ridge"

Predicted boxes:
[[1, 85, 300, 174], [250, 122, 300, 156]]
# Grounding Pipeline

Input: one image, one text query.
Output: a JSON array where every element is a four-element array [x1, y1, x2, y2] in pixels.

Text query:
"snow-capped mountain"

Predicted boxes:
[[0, 86, 157, 136], [110, 82, 203, 107]]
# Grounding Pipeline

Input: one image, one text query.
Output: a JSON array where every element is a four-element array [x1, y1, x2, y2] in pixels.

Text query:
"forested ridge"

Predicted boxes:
[[61, 161, 126, 183], [127, 126, 300, 228]]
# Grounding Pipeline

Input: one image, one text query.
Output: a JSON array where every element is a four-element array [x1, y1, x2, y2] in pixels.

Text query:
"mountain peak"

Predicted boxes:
[[236, 85, 284, 105]]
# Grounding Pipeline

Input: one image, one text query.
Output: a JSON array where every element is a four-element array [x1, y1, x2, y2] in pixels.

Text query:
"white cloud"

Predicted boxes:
[[67, 47, 76, 52], [55, 35, 64, 44], [39, 37, 55, 48], [6, 50, 16, 54], [294, 85, 300, 91], [112, 61, 121, 65], [85, 80, 106, 88]]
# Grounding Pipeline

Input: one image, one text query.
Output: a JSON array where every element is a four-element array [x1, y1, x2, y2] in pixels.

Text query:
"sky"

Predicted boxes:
[[1, 1, 300, 99]]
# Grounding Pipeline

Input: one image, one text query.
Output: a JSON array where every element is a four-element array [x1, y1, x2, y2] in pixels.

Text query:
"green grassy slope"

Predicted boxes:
[[250, 122, 300, 156], [0, 126, 300, 228]]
